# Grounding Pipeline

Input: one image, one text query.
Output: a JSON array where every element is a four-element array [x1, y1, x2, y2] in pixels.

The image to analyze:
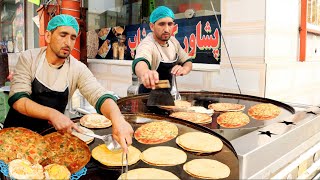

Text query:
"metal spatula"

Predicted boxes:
[[83, 133, 121, 152], [147, 80, 175, 106], [170, 74, 181, 100], [121, 152, 128, 180]]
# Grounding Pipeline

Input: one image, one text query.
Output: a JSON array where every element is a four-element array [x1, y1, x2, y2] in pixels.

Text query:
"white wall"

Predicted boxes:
[[216, 0, 267, 97], [220, 0, 320, 106]]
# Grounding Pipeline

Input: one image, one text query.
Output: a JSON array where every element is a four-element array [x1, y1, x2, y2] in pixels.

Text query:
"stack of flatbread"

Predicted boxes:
[[140, 146, 187, 166], [80, 113, 112, 128], [118, 168, 179, 179], [208, 102, 245, 112], [176, 132, 223, 153], [170, 111, 212, 124], [183, 159, 230, 179], [92, 144, 141, 166]]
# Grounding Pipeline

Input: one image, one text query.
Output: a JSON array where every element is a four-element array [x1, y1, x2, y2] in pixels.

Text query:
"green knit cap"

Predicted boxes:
[[149, 6, 175, 23], [47, 14, 79, 34]]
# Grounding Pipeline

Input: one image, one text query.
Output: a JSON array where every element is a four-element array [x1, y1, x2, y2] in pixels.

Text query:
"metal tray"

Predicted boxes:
[[117, 91, 295, 140], [41, 114, 239, 180]]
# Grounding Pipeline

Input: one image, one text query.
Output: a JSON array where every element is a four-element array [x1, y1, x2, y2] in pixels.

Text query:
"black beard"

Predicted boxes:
[[57, 54, 69, 59]]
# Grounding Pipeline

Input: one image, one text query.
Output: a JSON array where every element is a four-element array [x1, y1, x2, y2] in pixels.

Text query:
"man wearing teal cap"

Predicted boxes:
[[133, 6, 193, 94], [4, 14, 133, 152]]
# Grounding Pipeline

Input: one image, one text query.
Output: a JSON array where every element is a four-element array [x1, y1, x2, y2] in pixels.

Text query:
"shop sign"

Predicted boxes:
[[93, 15, 221, 64], [126, 15, 221, 64]]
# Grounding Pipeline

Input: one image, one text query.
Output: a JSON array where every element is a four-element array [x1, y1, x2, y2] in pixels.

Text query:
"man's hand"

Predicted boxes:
[[171, 64, 192, 76], [140, 70, 159, 89], [135, 61, 159, 89], [7, 71, 14, 82], [48, 110, 81, 133], [13, 98, 82, 133], [111, 116, 134, 153]]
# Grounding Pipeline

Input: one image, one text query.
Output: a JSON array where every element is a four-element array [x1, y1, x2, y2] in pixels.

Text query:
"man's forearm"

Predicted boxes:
[[100, 98, 123, 123], [12, 97, 58, 121], [135, 61, 150, 79], [182, 61, 192, 74]]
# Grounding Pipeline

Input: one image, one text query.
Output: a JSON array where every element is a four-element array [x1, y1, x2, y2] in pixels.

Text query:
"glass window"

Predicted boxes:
[[87, 0, 221, 64], [0, 0, 25, 53], [87, 0, 220, 30]]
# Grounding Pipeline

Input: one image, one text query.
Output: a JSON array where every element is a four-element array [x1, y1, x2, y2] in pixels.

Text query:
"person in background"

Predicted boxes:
[[133, 6, 193, 94], [4, 14, 133, 152]]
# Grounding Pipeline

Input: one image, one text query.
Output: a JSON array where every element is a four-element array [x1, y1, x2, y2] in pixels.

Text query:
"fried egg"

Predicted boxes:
[[44, 164, 71, 180], [8, 159, 44, 179], [187, 106, 214, 115]]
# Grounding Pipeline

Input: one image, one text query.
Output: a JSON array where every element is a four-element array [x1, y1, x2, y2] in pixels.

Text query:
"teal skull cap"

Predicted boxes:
[[149, 6, 175, 23], [47, 14, 79, 34]]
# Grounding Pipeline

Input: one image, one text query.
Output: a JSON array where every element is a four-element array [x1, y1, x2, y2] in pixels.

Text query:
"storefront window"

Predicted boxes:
[[87, 0, 221, 64], [87, 0, 220, 30], [0, 0, 25, 53]]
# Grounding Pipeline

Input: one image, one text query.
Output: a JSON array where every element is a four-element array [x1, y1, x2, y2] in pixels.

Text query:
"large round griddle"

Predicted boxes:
[[117, 91, 295, 140], [40, 114, 239, 180]]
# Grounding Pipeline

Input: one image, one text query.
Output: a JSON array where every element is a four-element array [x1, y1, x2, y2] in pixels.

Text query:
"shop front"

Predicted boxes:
[[1, 0, 320, 179]]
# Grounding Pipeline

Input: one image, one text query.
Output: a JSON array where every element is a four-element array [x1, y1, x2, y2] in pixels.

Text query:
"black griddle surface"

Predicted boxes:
[[41, 114, 239, 180], [117, 91, 295, 130]]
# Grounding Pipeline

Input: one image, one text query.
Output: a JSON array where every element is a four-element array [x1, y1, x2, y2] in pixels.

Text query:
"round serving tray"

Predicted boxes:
[[117, 91, 295, 140], [41, 114, 239, 180]]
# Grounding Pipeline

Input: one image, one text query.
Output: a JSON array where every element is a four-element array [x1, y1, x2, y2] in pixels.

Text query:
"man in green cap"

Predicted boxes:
[[4, 14, 133, 152], [133, 6, 193, 93]]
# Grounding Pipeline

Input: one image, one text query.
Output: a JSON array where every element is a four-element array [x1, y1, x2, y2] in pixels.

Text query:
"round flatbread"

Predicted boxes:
[[176, 132, 223, 153], [8, 159, 44, 180], [118, 168, 179, 180], [160, 100, 192, 111], [183, 159, 230, 179], [140, 146, 187, 166], [71, 124, 94, 144], [208, 103, 245, 112], [134, 121, 178, 144], [217, 112, 250, 128], [80, 113, 112, 128], [248, 103, 281, 120], [42, 132, 91, 173], [170, 112, 212, 124], [0, 127, 50, 164], [92, 144, 141, 166]]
